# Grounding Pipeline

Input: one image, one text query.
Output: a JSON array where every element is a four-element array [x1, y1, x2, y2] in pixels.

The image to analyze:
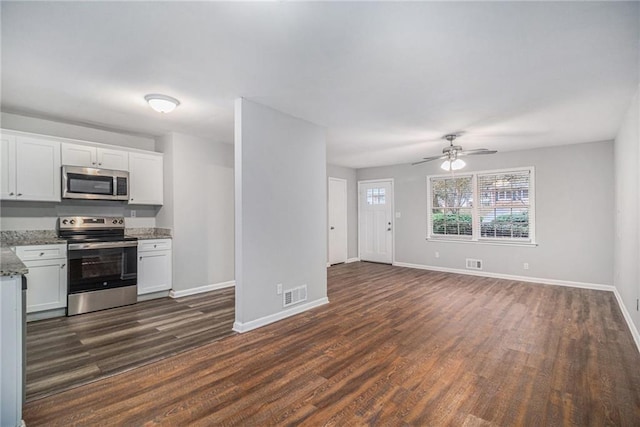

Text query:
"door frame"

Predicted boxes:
[[357, 178, 395, 264], [328, 176, 348, 265]]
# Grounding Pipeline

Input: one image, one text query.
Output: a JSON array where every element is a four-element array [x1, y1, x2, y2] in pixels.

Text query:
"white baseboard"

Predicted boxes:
[[612, 288, 640, 354], [170, 280, 235, 298], [392, 261, 615, 292], [233, 297, 329, 333], [327, 257, 360, 267]]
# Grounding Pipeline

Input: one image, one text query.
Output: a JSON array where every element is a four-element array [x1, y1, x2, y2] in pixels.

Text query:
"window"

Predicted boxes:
[[430, 176, 473, 237], [427, 168, 535, 244], [366, 187, 386, 205]]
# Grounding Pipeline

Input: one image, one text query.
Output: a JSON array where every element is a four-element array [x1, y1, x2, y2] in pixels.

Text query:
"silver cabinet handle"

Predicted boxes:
[[387, 228, 392, 231], [39, 252, 45, 256], [139, 256, 142, 261], [60, 263, 66, 269], [98, 163, 102, 166], [330, 226, 335, 230], [17, 193, 22, 196], [9, 192, 14, 196], [154, 244, 157, 248]]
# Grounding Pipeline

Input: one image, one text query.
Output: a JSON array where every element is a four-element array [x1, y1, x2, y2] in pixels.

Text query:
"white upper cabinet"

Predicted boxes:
[[0, 134, 17, 199], [129, 151, 163, 205], [97, 147, 129, 170], [1, 134, 61, 202], [62, 142, 128, 171]]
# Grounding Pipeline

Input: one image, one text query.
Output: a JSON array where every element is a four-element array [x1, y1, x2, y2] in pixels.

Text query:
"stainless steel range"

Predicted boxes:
[[59, 216, 138, 316]]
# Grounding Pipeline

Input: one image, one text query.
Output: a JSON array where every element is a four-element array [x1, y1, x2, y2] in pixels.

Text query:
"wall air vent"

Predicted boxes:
[[466, 258, 483, 270], [283, 284, 308, 307]]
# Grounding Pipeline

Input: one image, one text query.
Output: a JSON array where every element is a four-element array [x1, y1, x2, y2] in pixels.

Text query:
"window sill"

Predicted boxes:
[[426, 238, 538, 247]]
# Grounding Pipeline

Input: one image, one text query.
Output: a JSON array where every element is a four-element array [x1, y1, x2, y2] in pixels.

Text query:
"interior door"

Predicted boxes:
[[359, 180, 393, 264], [328, 177, 348, 265]]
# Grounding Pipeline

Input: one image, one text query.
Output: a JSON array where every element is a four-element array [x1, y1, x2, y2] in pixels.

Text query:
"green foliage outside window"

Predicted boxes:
[[432, 212, 472, 236]]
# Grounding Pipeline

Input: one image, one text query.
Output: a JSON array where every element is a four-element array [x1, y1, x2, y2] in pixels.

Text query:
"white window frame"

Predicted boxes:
[[426, 166, 536, 246]]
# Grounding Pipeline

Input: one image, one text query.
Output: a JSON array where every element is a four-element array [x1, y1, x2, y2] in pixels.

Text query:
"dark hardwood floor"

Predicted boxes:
[[26, 287, 235, 401], [24, 262, 640, 425]]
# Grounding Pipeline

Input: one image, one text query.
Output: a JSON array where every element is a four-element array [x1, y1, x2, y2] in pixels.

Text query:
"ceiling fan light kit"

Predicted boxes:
[[412, 134, 497, 169], [441, 158, 466, 171]]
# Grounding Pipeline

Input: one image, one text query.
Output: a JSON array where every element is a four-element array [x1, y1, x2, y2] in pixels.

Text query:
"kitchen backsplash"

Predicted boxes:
[[0, 200, 159, 230]]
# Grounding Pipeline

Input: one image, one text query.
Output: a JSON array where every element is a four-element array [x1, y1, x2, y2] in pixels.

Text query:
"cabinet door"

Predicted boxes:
[[24, 259, 67, 313], [138, 250, 172, 294], [61, 142, 96, 167], [16, 136, 61, 201], [0, 134, 17, 199], [129, 152, 163, 205], [97, 147, 128, 171]]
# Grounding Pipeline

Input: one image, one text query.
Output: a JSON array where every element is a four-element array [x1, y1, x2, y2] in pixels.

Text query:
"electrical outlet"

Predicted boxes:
[[435, 251, 440, 259], [130, 210, 136, 218], [276, 283, 283, 295], [523, 262, 529, 270]]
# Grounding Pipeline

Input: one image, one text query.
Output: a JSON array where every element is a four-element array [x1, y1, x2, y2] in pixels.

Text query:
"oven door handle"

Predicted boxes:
[[68, 241, 138, 250]]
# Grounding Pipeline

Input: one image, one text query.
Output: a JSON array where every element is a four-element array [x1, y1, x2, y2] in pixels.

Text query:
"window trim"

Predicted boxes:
[[426, 166, 536, 245]]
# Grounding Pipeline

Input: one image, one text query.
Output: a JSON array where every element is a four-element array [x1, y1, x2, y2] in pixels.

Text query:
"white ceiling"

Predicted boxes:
[[1, 2, 638, 168]]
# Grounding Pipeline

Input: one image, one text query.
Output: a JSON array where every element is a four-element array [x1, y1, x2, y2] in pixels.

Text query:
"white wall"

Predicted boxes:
[[357, 141, 614, 286], [327, 163, 358, 261], [614, 86, 640, 330], [156, 132, 235, 292], [0, 113, 158, 230], [1, 112, 155, 151], [234, 98, 327, 330]]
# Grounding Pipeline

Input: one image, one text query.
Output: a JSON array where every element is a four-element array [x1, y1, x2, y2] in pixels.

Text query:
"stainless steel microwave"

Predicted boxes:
[[62, 166, 129, 201]]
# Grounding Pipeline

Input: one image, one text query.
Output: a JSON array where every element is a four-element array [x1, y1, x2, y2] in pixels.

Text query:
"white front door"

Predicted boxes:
[[359, 180, 393, 264], [328, 177, 348, 265]]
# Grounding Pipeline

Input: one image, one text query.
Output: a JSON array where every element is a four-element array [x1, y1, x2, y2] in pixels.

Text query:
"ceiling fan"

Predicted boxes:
[[412, 134, 497, 170]]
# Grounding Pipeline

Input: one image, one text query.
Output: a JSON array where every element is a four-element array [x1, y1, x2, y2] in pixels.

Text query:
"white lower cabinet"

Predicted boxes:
[[14, 244, 67, 313], [137, 239, 172, 295]]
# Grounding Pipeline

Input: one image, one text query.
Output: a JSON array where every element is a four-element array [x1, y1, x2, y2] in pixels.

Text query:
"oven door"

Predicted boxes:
[[67, 241, 137, 294]]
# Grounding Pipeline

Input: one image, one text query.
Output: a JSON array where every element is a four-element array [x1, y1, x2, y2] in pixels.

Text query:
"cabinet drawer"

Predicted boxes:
[[138, 239, 172, 252], [15, 244, 67, 261]]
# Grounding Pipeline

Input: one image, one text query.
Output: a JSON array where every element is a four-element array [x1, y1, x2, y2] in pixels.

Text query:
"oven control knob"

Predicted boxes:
[[118, 219, 124, 224], [69, 220, 76, 225], [62, 219, 68, 225], [112, 219, 118, 224]]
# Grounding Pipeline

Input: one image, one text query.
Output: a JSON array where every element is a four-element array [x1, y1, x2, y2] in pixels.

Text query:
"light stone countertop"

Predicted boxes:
[[125, 228, 172, 240], [0, 246, 28, 276], [0, 230, 66, 247]]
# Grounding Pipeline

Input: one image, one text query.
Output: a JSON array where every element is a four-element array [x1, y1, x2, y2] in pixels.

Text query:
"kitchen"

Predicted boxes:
[[0, 117, 237, 425]]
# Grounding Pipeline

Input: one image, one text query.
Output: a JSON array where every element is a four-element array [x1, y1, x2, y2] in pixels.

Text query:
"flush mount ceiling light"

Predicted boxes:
[[144, 94, 180, 113]]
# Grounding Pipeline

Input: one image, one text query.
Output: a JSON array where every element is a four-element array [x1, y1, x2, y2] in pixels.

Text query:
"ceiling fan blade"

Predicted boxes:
[[412, 154, 448, 165], [458, 149, 498, 156]]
